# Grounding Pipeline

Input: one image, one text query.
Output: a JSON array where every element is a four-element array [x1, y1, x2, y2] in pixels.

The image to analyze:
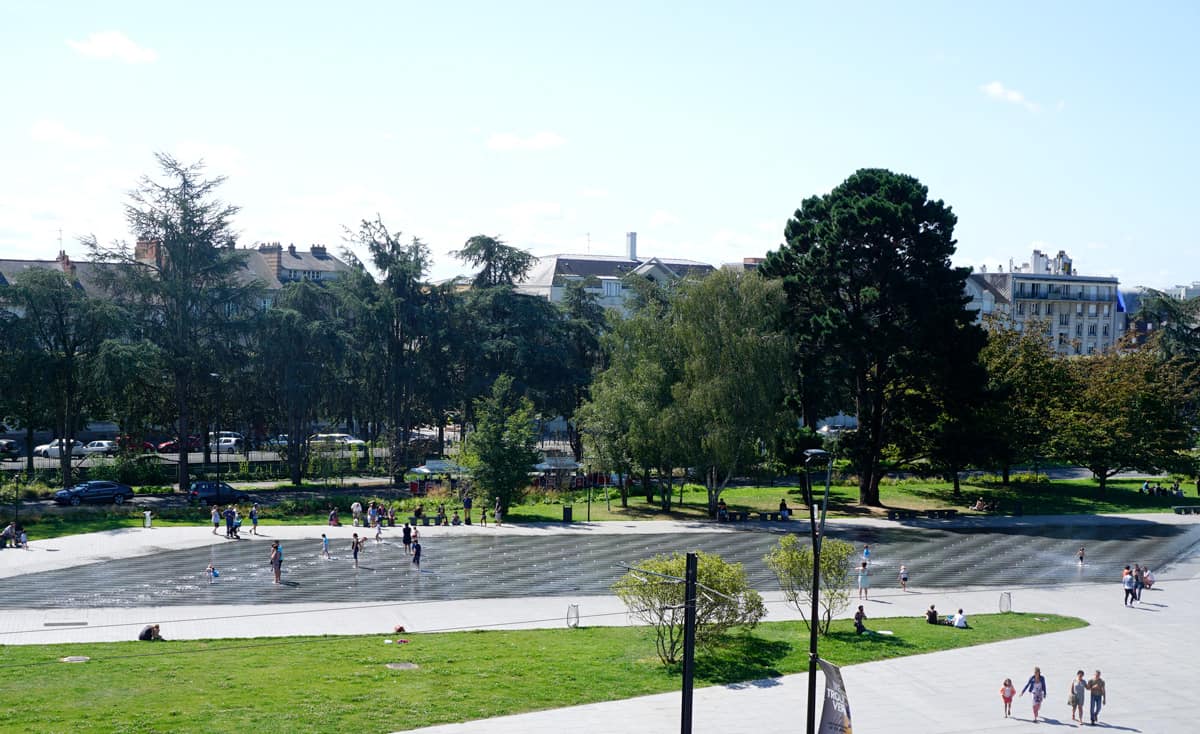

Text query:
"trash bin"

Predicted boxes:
[[562, 506, 573, 523], [143, 511, 153, 529]]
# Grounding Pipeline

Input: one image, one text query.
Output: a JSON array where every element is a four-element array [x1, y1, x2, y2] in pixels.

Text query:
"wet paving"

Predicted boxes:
[[7, 521, 1200, 608]]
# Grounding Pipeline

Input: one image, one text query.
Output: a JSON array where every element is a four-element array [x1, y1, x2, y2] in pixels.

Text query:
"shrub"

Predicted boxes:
[[764, 535, 855, 634]]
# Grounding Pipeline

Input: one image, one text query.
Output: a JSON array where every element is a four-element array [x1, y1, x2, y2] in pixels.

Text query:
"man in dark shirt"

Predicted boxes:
[[138, 624, 163, 641]]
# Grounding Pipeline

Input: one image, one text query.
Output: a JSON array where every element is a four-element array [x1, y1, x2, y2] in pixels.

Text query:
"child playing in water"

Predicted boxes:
[[1000, 678, 1015, 717]]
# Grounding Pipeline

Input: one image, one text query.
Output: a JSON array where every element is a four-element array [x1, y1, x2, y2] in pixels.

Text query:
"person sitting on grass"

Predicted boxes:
[[451, 511, 462, 526], [951, 608, 970, 628], [854, 605, 868, 634], [972, 497, 988, 511], [926, 604, 951, 625], [138, 624, 164, 641], [716, 499, 729, 521]]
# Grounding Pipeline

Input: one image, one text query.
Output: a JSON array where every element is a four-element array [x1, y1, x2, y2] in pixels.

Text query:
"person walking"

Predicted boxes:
[[250, 504, 259, 535], [269, 541, 282, 584], [898, 564, 908, 591], [1133, 564, 1145, 602], [224, 505, 235, 538], [351, 533, 361, 568], [211, 505, 221, 535], [480, 507, 488, 527], [463, 494, 473, 524], [862, 544, 871, 564], [1019, 666, 1047, 723], [1122, 566, 1136, 606], [402, 523, 412, 555], [1000, 678, 1016, 718], [1077, 546, 1085, 566], [857, 561, 869, 600], [1086, 670, 1106, 725], [411, 537, 422, 570], [321, 533, 331, 560], [1069, 670, 1086, 723], [494, 497, 502, 527]]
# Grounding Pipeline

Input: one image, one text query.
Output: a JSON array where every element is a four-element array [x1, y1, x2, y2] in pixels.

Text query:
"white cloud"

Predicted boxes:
[[980, 81, 1038, 112], [496, 199, 563, 222], [649, 209, 679, 227], [29, 119, 107, 149], [579, 187, 609, 199], [67, 31, 158, 63], [486, 131, 565, 151]]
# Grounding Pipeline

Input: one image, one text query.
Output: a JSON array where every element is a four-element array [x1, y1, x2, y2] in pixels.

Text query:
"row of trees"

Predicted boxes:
[[0, 155, 605, 492], [3, 161, 1195, 502]]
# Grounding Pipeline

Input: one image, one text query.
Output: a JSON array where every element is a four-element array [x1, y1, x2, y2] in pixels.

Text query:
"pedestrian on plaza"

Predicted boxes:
[[351, 501, 363, 527], [1085, 670, 1106, 725], [1077, 546, 1085, 566], [1133, 564, 1145, 601], [480, 507, 488, 527], [231, 506, 242, 539], [1068, 670, 1086, 723], [494, 497, 502, 526], [862, 544, 871, 564], [411, 538, 422, 570], [1000, 678, 1016, 718], [375, 519, 383, 543], [402, 523, 412, 554], [857, 561, 869, 600], [211, 505, 221, 535], [205, 563, 217, 584], [898, 564, 909, 591], [269, 541, 282, 584], [351, 533, 361, 568], [223, 505, 235, 538], [1019, 666, 1047, 723], [250, 504, 259, 535], [1122, 566, 1136, 606], [17, 529, 27, 549], [321, 533, 331, 559], [463, 494, 473, 524]]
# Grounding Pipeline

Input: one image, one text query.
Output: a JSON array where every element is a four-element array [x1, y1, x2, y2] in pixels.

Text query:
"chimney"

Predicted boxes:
[[134, 236, 160, 264], [311, 244, 327, 257], [287, 243, 297, 256], [626, 232, 637, 261], [56, 250, 77, 278], [257, 241, 282, 275]]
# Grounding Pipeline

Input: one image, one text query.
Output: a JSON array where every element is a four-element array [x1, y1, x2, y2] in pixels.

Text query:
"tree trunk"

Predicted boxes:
[[177, 384, 191, 494], [1096, 470, 1108, 496], [24, 425, 35, 474], [643, 468, 652, 503], [1002, 464, 1011, 486], [952, 471, 961, 498]]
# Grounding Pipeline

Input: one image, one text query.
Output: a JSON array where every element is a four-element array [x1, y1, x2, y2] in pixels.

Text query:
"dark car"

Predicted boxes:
[[0, 439, 19, 461], [54, 481, 135, 506], [188, 481, 251, 505]]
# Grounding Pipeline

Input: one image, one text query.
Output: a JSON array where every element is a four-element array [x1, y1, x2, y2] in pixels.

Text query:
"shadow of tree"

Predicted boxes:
[[690, 634, 793, 684]]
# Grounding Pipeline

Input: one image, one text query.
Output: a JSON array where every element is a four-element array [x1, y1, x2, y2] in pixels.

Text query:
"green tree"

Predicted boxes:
[[0, 310, 55, 472], [85, 154, 261, 492], [670, 269, 792, 514], [764, 535, 856, 634], [557, 279, 608, 462], [91, 340, 172, 453], [1, 268, 118, 486], [761, 168, 984, 506], [612, 551, 766, 665], [453, 234, 536, 288], [461, 374, 540, 513], [1134, 289, 1200, 360], [1048, 340, 1196, 493], [977, 319, 1066, 484]]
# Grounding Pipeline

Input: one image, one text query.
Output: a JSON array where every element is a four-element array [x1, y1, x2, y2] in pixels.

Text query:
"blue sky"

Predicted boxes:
[[2, 2, 1198, 287]]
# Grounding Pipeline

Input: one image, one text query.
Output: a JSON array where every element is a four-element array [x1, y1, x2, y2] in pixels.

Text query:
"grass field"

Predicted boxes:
[[0, 613, 1084, 733]]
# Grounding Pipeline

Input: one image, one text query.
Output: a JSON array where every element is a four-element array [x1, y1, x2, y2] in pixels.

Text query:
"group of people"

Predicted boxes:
[[1121, 564, 1155, 605], [0, 521, 27, 550], [1002, 667, 1106, 725], [971, 496, 999, 512], [210, 504, 259, 538], [1139, 480, 1185, 498], [924, 604, 969, 628], [331, 497, 500, 529]]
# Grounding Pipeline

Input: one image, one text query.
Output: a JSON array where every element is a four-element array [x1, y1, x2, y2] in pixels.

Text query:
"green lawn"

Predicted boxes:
[[0, 613, 1083, 733]]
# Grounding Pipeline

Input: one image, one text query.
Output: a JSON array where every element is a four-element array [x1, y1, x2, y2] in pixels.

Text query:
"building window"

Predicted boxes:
[[602, 280, 621, 298], [1057, 333, 1067, 345], [1088, 303, 1097, 316], [1087, 344, 1096, 355], [1032, 303, 1041, 316], [1102, 324, 1109, 337], [1075, 323, 1082, 337], [1017, 302, 1026, 315], [1031, 283, 1041, 297], [1018, 282, 1028, 296], [1087, 323, 1097, 336], [1058, 313, 1069, 326], [1104, 304, 1111, 316], [1076, 304, 1083, 316]]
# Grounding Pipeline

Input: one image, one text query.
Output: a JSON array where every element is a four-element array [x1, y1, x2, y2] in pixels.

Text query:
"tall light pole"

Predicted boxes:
[[803, 447, 833, 734]]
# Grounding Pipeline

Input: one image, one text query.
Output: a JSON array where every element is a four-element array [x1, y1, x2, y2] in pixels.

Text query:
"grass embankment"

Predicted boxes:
[[0, 613, 1084, 733]]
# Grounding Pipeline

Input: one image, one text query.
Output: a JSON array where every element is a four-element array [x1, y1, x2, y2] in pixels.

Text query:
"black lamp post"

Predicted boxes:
[[803, 447, 834, 734]]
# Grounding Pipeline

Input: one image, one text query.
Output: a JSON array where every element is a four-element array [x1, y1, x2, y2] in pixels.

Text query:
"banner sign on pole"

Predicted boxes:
[[817, 658, 853, 734]]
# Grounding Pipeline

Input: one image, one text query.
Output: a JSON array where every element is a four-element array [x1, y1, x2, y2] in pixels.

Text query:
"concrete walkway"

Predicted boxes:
[[3, 514, 1198, 732]]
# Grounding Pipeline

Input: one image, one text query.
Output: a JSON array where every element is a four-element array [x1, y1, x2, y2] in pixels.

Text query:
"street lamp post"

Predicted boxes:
[[803, 447, 834, 734]]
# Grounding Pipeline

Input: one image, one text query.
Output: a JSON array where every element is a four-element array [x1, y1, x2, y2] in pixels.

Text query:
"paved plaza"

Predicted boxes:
[[2, 513, 1198, 732]]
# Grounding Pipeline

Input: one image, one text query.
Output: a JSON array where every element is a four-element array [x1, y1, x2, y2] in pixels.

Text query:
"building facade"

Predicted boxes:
[[967, 249, 1125, 355]]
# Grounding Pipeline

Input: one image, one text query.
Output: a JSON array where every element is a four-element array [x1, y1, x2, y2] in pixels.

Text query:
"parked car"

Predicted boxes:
[[309, 433, 368, 449], [54, 480, 135, 506], [0, 439, 19, 461], [118, 435, 157, 452], [188, 480, 251, 505], [208, 436, 244, 453], [157, 436, 202, 453], [80, 440, 119, 456], [263, 434, 289, 449], [34, 439, 82, 458]]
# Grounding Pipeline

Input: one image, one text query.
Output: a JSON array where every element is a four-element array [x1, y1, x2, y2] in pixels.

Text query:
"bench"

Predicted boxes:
[[718, 511, 750, 523], [1173, 506, 1200, 515], [887, 510, 919, 521], [757, 511, 783, 521], [925, 509, 959, 520]]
